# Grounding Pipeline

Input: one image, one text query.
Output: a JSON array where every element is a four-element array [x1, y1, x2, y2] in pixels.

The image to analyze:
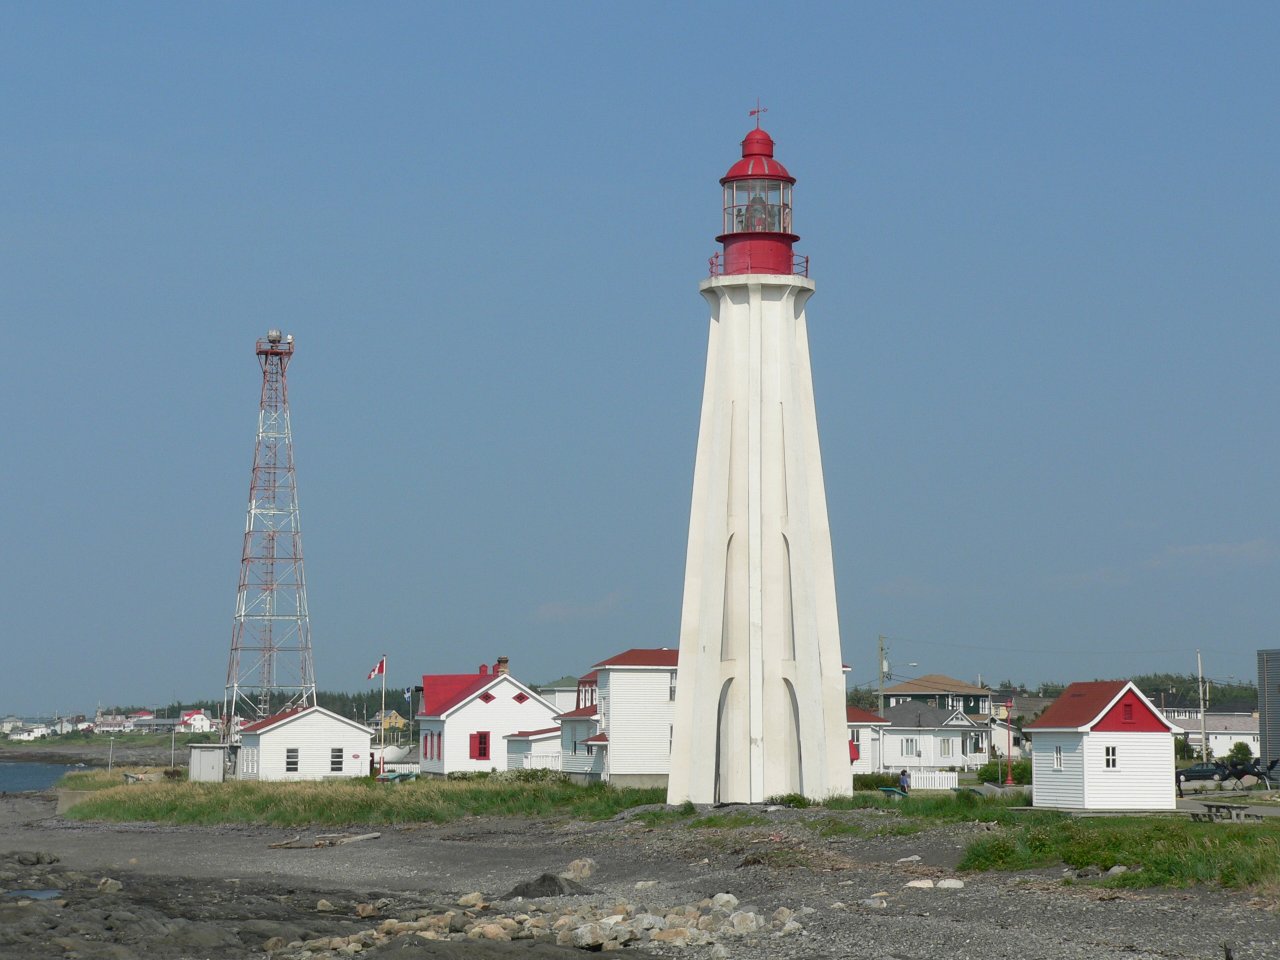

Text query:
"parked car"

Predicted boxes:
[[1176, 761, 1226, 782]]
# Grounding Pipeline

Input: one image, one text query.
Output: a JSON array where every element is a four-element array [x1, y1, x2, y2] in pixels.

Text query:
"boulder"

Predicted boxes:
[[562, 858, 596, 881], [503, 873, 594, 899]]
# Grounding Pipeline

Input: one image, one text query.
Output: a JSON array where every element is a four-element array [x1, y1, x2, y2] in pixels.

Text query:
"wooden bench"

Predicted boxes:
[[879, 787, 909, 799]]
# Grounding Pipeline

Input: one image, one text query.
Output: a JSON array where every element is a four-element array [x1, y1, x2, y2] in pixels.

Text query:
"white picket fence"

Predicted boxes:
[[905, 770, 958, 790]]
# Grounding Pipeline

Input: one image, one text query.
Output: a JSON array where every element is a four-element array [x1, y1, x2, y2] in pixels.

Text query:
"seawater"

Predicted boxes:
[[0, 762, 78, 792]]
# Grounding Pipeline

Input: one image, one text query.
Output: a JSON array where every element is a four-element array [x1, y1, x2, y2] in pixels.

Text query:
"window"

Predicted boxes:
[[479, 691, 495, 704], [850, 728, 861, 745], [669, 672, 677, 702], [1122, 703, 1133, 723], [1053, 746, 1062, 770], [940, 739, 954, 757], [469, 731, 490, 760], [330, 747, 343, 773], [286, 748, 299, 773], [902, 737, 918, 757], [1105, 746, 1117, 769], [513, 692, 528, 704]]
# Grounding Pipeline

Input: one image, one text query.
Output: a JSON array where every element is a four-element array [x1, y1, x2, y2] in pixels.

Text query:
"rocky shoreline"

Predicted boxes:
[[0, 741, 177, 768], [1, 792, 1277, 959]]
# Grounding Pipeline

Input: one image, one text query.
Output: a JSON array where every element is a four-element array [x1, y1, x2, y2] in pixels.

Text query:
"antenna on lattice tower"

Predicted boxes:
[[222, 329, 317, 741]]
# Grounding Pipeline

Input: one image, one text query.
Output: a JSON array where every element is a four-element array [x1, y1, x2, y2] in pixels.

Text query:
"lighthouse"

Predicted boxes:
[[667, 123, 851, 804]]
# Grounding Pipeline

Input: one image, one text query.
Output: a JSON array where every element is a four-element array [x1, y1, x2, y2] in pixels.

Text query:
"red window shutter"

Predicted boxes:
[[848, 741, 860, 762], [469, 732, 480, 759]]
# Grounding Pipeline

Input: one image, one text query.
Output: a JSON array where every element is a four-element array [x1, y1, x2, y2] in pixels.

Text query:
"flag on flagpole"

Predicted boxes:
[[367, 657, 385, 680]]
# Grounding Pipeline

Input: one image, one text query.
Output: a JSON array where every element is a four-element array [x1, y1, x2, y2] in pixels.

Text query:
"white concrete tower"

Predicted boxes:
[[667, 124, 850, 804]]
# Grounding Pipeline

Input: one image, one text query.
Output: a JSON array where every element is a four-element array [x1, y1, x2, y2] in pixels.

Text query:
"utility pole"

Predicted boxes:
[[1197, 649, 1208, 762], [877, 635, 887, 718]]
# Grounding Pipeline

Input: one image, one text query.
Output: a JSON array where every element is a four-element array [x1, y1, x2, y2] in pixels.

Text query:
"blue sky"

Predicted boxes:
[[2, 4, 1277, 716]]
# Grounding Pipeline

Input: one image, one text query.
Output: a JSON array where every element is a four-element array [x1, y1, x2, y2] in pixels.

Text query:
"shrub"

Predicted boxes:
[[766, 792, 812, 808], [974, 759, 1032, 785]]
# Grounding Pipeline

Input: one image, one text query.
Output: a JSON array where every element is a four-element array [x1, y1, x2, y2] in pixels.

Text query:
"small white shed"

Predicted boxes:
[[1026, 680, 1177, 811], [235, 706, 373, 781], [188, 743, 228, 782]]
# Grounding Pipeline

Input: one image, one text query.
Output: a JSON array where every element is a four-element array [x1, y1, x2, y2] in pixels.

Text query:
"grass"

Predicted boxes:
[[960, 816, 1280, 889], [62, 777, 666, 827], [634, 800, 697, 826]]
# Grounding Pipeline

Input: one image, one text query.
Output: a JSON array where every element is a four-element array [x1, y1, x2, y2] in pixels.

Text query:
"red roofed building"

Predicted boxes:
[[551, 648, 680, 786], [234, 706, 373, 781], [1026, 680, 1177, 810], [417, 657, 558, 776]]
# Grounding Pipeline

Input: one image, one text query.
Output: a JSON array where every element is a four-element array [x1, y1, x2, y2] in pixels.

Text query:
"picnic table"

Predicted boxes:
[[1192, 801, 1262, 823], [878, 786, 908, 799]]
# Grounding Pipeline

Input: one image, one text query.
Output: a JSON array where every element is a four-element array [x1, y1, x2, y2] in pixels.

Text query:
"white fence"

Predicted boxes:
[[521, 751, 562, 771], [906, 770, 958, 790]]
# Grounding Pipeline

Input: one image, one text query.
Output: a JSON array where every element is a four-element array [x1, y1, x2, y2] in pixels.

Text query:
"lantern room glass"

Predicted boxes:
[[724, 179, 792, 234]]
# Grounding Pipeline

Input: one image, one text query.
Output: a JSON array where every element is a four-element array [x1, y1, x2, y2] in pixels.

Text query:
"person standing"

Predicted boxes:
[[898, 769, 910, 794]]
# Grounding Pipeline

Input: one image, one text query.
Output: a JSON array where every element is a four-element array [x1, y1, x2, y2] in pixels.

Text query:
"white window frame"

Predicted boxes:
[[902, 737, 918, 757], [1053, 746, 1062, 770], [940, 738, 954, 758], [285, 747, 299, 773], [1105, 745, 1117, 769]]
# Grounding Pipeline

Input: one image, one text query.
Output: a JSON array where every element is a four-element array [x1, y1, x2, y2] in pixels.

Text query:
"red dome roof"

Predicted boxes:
[[721, 128, 794, 183]]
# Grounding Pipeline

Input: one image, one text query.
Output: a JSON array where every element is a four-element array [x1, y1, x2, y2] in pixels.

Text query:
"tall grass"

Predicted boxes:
[[961, 817, 1280, 889], [63, 778, 666, 827]]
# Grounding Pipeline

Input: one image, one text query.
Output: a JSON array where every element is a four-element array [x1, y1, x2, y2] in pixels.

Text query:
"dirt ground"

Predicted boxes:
[[2, 788, 1279, 960]]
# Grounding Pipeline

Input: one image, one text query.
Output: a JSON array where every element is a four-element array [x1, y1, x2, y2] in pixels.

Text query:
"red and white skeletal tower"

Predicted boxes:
[[223, 330, 317, 736]]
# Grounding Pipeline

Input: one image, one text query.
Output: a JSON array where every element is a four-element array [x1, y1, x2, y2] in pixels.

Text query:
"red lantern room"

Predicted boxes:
[[715, 127, 801, 276]]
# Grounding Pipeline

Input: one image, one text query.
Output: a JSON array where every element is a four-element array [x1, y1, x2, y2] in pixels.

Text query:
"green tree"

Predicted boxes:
[[1226, 740, 1254, 763]]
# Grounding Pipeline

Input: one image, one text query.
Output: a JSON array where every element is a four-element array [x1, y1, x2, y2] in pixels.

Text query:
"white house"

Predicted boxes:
[[557, 700, 604, 782], [177, 710, 215, 734], [1171, 713, 1260, 760], [846, 705, 887, 774], [1026, 680, 1177, 811], [234, 706, 373, 781], [417, 657, 559, 776], [535, 676, 581, 714], [503, 727, 562, 771], [989, 716, 1027, 761], [593, 648, 678, 789], [880, 702, 987, 772]]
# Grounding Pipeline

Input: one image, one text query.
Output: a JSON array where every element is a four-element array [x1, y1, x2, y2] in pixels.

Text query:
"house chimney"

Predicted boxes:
[[478, 664, 489, 675], [495, 656, 510, 676]]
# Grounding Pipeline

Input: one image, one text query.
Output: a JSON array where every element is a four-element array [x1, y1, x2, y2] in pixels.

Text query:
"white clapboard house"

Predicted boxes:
[[846, 705, 887, 774], [417, 657, 558, 776], [1026, 680, 1177, 811], [554, 648, 680, 787], [235, 706, 373, 781]]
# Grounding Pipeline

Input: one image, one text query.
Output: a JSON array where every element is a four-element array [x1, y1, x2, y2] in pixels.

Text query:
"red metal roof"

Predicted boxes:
[[846, 705, 885, 724], [579, 670, 598, 683], [1025, 681, 1129, 730], [722, 128, 794, 183], [418, 672, 498, 717], [555, 703, 599, 720], [592, 648, 679, 669], [239, 705, 309, 734], [505, 726, 560, 739], [582, 732, 609, 744]]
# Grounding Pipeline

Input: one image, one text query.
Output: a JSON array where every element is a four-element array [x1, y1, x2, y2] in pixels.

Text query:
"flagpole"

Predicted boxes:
[[379, 654, 387, 774]]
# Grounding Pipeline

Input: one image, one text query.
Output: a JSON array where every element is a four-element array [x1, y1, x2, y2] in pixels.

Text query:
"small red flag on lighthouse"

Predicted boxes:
[[367, 657, 385, 680]]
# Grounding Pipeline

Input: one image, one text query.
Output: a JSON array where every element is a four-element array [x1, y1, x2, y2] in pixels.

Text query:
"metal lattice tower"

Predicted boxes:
[[223, 329, 317, 738]]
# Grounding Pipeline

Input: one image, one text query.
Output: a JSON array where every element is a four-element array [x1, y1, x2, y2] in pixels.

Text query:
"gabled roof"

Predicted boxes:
[[1025, 680, 1176, 732], [882, 702, 975, 729], [555, 703, 599, 720], [885, 674, 991, 696], [846, 705, 886, 724], [579, 670, 599, 683], [582, 732, 608, 744], [240, 705, 372, 737], [504, 726, 561, 740], [418, 671, 554, 719], [592, 648, 679, 669]]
